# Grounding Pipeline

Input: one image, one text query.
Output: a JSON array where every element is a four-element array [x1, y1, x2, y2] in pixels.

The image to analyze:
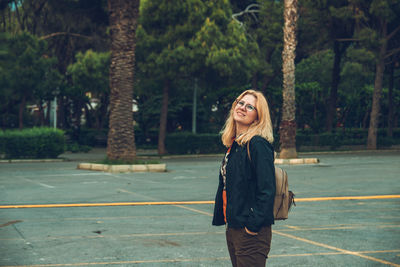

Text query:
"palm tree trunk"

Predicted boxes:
[[279, 0, 298, 159], [326, 41, 343, 132], [38, 100, 45, 126], [387, 61, 394, 138], [106, 0, 139, 161], [367, 59, 385, 149], [46, 100, 51, 126], [158, 79, 169, 155], [367, 21, 387, 150], [18, 95, 26, 129], [58, 96, 65, 128]]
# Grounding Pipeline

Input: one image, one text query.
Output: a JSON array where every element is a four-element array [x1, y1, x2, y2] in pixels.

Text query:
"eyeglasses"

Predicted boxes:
[[236, 100, 257, 112]]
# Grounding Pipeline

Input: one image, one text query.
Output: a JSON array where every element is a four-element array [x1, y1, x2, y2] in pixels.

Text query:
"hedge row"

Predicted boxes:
[[0, 127, 65, 159], [164, 129, 400, 154], [30, 127, 399, 156], [296, 128, 400, 149], [65, 127, 159, 148], [166, 133, 226, 154], [65, 128, 108, 147]]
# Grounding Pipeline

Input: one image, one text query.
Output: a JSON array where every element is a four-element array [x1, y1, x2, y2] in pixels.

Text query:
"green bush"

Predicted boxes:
[[65, 128, 107, 147], [296, 128, 400, 149], [0, 127, 65, 159], [98, 158, 160, 165], [164, 129, 400, 155], [0, 136, 5, 155], [65, 127, 160, 149], [166, 132, 225, 154], [66, 143, 92, 153]]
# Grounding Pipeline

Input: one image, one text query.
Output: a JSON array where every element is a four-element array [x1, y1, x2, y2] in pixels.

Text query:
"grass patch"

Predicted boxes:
[[96, 157, 160, 165]]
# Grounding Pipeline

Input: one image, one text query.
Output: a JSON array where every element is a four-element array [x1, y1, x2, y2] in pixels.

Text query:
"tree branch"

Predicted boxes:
[[40, 32, 92, 40], [13, 0, 24, 31], [232, 3, 260, 27], [386, 25, 400, 41], [384, 47, 400, 59], [335, 38, 360, 42]]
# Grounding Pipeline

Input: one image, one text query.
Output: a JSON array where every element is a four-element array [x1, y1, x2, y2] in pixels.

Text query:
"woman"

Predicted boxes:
[[212, 90, 276, 267]]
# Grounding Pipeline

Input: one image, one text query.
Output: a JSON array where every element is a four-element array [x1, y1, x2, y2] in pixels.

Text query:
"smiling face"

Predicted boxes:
[[233, 94, 258, 129]]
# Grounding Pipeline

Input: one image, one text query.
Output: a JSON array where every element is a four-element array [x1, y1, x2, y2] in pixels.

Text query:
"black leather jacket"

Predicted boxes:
[[212, 135, 275, 232]]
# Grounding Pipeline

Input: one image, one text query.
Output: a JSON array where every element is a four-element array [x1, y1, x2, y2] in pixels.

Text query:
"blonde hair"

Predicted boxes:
[[221, 90, 274, 147]]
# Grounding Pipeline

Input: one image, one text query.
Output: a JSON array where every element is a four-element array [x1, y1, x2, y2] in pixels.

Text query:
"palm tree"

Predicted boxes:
[[279, 0, 298, 159], [106, 0, 139, 161], [158, 79, 169, 155], [367, 33, 387, 150]]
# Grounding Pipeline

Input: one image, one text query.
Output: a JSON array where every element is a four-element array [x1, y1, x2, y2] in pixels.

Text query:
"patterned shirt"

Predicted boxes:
[[220, 146, 232, 190], [220, 145, 233, 223]]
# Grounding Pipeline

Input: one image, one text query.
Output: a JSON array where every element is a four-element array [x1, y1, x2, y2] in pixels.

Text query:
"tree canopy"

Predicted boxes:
[[0, 0, 399, 151]]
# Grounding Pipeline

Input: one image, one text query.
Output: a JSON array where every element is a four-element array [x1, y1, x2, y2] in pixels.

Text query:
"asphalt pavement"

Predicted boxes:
[[0, 150, 399, 266]]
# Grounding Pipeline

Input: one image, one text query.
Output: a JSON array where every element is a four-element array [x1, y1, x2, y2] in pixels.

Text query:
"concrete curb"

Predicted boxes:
[[0, 159, 64, 163], [0, 157, 320, 166], [158, 154, 320, 165], [274, 158, 319, 165], [298, 149, 400, 155], [77, 163, 167, 173], [159, 154, 223, 159]]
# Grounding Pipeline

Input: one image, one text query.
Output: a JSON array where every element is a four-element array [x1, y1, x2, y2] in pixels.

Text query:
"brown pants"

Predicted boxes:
[[226, 226, 272, 267]]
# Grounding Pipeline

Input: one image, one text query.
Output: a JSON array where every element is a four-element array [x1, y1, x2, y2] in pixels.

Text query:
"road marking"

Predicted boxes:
[[0, 220, 22, 228], [117, 187, 213, 218], [281, 224, 400, 231], [0, 201, 213, 209], [0, 257, 230, 267], [1, 194, 399, 209], [117, 187, 214, 217], [273, 230, 400, 267], [175, 205, 213, 216], [3, 223, 399, 241], [269, 249, 400, 258], [297, 195, 400, 202], [0, 231, 225, 241], [117, 188, 157, 201], [2, 250, 400, 267], [2, 192, 398, 266], [181, 202, 400, 267], [41, 173, 111, 177], [108, 173, 162, 184], [19, 177, 55, 189]]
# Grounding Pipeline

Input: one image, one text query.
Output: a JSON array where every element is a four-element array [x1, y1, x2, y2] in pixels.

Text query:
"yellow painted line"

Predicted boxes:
[[0, 257, 229, 267], [0, 231, 226, 241], [3, 250, 400, 267], [358, 250, 400, 254], [281, 226, 360, 231], [3, 223, 399, 242], [279, 224, 400, 232], [273, 230, 400, 267], [0, 201, 214, 209], [1, 194, 399, 209], [269, 249, 400, 258], [297, 194, 400, 202]]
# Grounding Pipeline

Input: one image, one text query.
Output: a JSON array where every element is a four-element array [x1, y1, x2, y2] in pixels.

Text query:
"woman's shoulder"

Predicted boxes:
[[250, 135, 272, 145], [249, 135, 274, 152]]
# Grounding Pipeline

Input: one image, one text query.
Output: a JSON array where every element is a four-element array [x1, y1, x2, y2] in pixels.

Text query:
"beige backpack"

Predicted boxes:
[[247, 143, 295, 220]]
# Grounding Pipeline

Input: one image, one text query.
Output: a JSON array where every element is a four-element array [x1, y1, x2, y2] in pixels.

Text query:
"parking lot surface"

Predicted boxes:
[[1, 151, 399, 266]]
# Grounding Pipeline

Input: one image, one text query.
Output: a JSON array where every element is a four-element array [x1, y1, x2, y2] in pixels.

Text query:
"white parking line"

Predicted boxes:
[[19, 177, 55, 189]]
